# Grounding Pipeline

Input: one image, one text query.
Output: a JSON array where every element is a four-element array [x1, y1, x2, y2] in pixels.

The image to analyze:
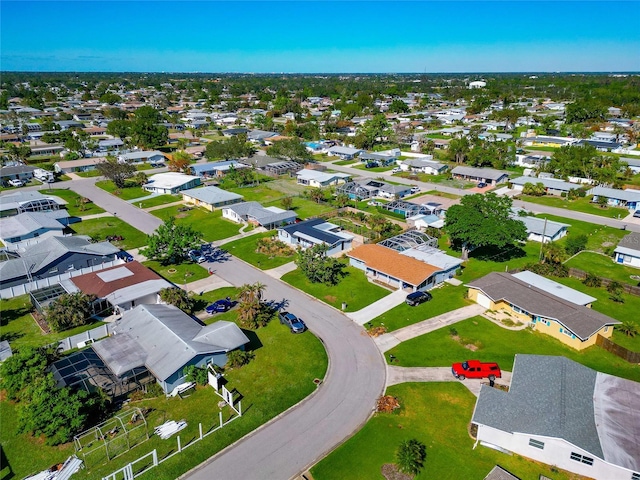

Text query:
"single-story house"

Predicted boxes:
[[0, 210, 70, 244], [401, 158, 448, 175], [335, 179, 410, 200], [377, 183, 413, 199], [472, 354, 640, 480], [514, 154, 551, 169], [0, 190, 65, 217], [509, 176, 576, 196], [30, 144, 65, 157], [221, 128, 250, 137], [61, 261, 173, 315], [247, 129, 278, 143], [514, 214, 570, 243], [222, 201, 296, 229], [277, 218, 354, 255], [478, 132, 512, 142], [466, 272, 619, 350], [0, 165, 37, 185], [264, 161, 302, 176], [0, 235, 120, 289], [190, 160, 249, 179], [588, 186, 640, 211], [326, 146, 364, 160], [98, 138, 124, 151], [520, 136, 577, 148], [577, 139, 622, 152], [511, 271, 596, 306], [296, 169, 351, 188], [54, 157, 106, 174], [182, 186, 244, 211], [144, 172, 201, 194], [621, 157, 640, 174], [406, 214, 444, 230], [614, 232, 640, 269], [117, 150, 165, 164], [451, 166, 509, 185], [69, 304, 250, 395]]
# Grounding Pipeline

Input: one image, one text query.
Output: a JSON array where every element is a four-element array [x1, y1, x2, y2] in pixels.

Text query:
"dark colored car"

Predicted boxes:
[[405, 291, 432, 306], [451, 360, 501, 381], [117, 250, 134, 262], [365, 162, 377, 169], [477, 182, 487, 188], [279, 311, 306, 333], [206, 298, 233, 314]]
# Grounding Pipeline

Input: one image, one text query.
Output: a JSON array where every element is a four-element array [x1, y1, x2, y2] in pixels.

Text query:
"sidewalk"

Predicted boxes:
[[264, 261, 298, 279], [183, 274, 232, 295], [79, 212, 113, 220], [374, 304, 486, 353], [345, 289, 407, 325], [143, 200, 185, 211], [213, 226, 266, 247]]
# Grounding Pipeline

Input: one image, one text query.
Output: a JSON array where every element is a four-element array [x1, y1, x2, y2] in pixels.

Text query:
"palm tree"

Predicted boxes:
[[395, 438, 426, 476], [237, 282, 267, 329], [616, 321, 638, 337]]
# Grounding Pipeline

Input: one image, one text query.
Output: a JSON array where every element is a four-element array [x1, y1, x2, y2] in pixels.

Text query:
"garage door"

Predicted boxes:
[[477, 293, 492, 309]]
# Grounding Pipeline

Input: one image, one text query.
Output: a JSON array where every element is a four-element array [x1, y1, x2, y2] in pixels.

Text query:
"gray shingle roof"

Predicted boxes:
[[616, 232, 640, 252], [451, 166, 509, 181], [93, 304, 249, 381], [225, 201, 296, 226], [466, 272, 619, 339], [0, 211, 69, 239], [588, 186, 640, 203], [182, 186, 243, 205], [516, 215, 569, 238]]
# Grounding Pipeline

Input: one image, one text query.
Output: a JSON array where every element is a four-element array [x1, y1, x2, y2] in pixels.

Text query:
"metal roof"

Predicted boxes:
[[516, 215, 569, 238], [451, 166, 510, 180], [182, 186, 243, 205], [378, 230, 438, 252], [0, 211, 68, 239], [512, 271, 595, 306], [589, 186, 640, 203], [278, 218, 352, 246]]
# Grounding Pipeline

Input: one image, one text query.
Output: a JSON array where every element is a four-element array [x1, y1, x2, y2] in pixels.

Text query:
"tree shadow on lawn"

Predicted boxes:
[[0, 304, 34, 327], [469, 244, 528, 263]]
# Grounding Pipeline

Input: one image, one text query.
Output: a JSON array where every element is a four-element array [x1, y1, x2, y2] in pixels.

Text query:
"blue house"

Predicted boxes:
[[588, 186, 640, 212], [277, 218, 354, 256]]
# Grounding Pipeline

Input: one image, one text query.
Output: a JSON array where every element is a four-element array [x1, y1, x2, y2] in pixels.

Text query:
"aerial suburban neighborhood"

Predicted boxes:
[[1, 2, 640, 479]]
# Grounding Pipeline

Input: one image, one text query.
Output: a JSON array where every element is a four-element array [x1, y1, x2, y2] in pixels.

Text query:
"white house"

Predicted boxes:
[[117, 150, 165, 164], [400, 158, 448, 175], [143, 172, 201, 195], [222, 201, 296, 230], [472, 355, 640, 480], [515, 215, 570, 243], [614, 232, 640, 268], [588, 186, 640, 212], [277, 218, 353, 256], [468, 81, 487, 89], [295, 169, 351, 188]]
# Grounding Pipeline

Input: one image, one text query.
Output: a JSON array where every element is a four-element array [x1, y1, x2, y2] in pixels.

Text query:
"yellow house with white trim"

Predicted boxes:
[[466, 272, 619, 350]]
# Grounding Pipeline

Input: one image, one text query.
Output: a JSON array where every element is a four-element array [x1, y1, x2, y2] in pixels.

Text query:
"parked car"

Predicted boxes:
[[206, 298, 233, 314], [391, 167, 401, 174], [451, 360, 501, 381], [365, 162, 377, 169], [405, 291, 432, 306], [8, 179, 24, 187], [634, 210, 640, 218], [117, 250, 134, 262], [410, 186, 420, 194], [279, 311, 306, 333], [367, 200, 382, 207], [188, 249, 206, 263], [477, 182, 487, 188]]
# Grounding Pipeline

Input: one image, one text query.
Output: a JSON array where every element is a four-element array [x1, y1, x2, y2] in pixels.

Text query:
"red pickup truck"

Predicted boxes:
[[451, 360, 501, 381]]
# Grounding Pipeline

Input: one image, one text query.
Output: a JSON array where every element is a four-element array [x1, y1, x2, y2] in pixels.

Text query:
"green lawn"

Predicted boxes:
[[313, 154, 338, 162], [44, 188, 106, 216], [423, 190, 460, 199], [1, 310, 328, 479], [0, 295, 106, 350], [282, 265, 390, 312], [74, 170, 102, 178], [142, 260, 210, 285], [352, 164, 395, 173], [368, 284, 471, 332], [136, 194, 181, 209], [565, 251, 640, 285], [151, 206, 242, 242], [70, 217, 148, 250], [95, 180, 149, 201], [312, 383, 575, 480], [264, 196, 334, 220], [518, 194, 629, 219], [221, 231, 296, 270], [535, 213, 627, 253], [226, 184, 287, 203], [387, 315, 640, 382]]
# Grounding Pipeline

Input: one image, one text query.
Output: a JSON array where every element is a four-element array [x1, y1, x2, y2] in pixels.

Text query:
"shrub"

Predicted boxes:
[[616, 321, 638, 337], [226, 350, 255, 368], [583, 273, 602, 288], [395, 438, 427, 476], [184, 365, 209, 385], [524, 262, 569, 278], [565, 234, 588, 256], [607, 281, 625, 303]]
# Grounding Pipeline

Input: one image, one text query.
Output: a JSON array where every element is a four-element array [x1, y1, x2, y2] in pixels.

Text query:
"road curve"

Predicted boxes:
[[183, 256, 386, 479]]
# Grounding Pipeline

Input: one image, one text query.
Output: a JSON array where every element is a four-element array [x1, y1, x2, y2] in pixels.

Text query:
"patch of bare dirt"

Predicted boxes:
[[465, 344, 478, 351], [376, 395, 401, 413], [381, 464, 413, 480], [324, 295, 337, 303]]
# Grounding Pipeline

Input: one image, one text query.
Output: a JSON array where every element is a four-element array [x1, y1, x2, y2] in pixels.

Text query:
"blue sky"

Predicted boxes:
[[1, 1, 639, 72]]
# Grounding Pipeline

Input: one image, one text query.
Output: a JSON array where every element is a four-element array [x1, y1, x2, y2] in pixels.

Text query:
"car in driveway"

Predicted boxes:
[[477, 182, 487, 188], [405, 291, 432, 306], [188, 249, 206, 263], [391, 167, 402, 174], [410, 186, 420, 194], [206, 298, 233, 314], [634, 210, 640, 218], [7, 179, 25, 187], [117, 250, 134, 262], [279, 311, 306, 333], [451, 360, 501, 381]]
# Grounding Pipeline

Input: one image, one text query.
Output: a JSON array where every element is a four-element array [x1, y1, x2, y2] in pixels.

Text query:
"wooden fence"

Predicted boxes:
[[596, 335, 640, 363], [567, 267, 640, 297]]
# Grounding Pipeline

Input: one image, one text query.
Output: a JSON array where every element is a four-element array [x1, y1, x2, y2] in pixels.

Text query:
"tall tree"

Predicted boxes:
[[129, 106, 168, 148], [266, 138, 312, 163], [444, 193, 527, 260], [295, 243, 347, 285], [141, 217, 202, 265], [96, 155, 136, 188], [168, 150, 192, 173], [205, 134, 255, 160], [159, 286, 194, 313], [45, 292, 96, 332], [237, 282, 272, 329]]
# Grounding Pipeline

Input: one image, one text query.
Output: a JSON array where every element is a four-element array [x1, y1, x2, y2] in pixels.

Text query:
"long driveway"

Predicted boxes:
[[54, 180, 386, 480]]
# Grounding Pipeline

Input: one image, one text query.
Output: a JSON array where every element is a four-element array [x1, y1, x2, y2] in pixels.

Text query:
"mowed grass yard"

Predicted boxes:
[[386, 316, 640, 383], [1, 298, 328, 479], [564, 251, 640, 285], [263, 196, 335, 220], [142, 260, 210, 285], [152, 206, 242, 242], [95, 180, 149, 201], [282, 264, 390, 312], [311, 383, 577, 480], [136, 194, 181, 209], [45, 188, 106, 216], [0, 295, 105, 350], [70, 217, 148, 250], [221, 231, 296, 270], [368, 284, 471, 332], [518, 194, 629, 219]]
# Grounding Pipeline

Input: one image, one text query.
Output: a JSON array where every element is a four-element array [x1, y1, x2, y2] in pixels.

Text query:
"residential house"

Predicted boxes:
[[296, 169, 351, 188], [614, 232, 640, 268], [67, 304, 250, 395], [247, 129, 278, 143], [621, 157, 640, 174], [117, 150, 166, 165], [512, 271, 596, 306], [509, 176, 576, 196], [190, 160, 249, 179], [30, 144, 64, 157], [0, 236, 120, 289], [451, 166, 509, 185], [182, 186, 244, 211], [222, 201, 296, 229], [588, 186, 640, 211], [61, 261, 173, 315], [54, 157, 106, 174], [514, 214, 570, 243], [466, 272, 619, 350], [577, 139, 622, 152], [514, 154, 551, 169], [472, 354, 640, 480], [520, 136, 577, 148], [0, 210, 71, 245], [406, 214, 445, 230], [400, 158, 448, 175], [143, 172, 201, 194], [0, 165, 37, 185], [277, 218, 353, 255], [221, 128, 250, 137], [326, 146, 364, 160], [0, 190, 65, 217], [98, 138, 124, 152]]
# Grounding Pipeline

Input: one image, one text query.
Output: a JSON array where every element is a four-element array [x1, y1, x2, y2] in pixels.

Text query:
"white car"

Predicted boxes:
[[410, 186, 420, 194], [8, 179, 24, 187], [391, 167, 401, 174]]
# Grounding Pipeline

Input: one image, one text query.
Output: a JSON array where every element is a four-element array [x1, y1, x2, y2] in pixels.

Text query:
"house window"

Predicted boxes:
[[562, 328, 574, 337], [528, 438, 545, 449], [570, 452, 594, 466]]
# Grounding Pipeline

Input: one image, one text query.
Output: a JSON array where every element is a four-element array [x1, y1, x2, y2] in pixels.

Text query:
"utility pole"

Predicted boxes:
[[538, 217, 548, 262]]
